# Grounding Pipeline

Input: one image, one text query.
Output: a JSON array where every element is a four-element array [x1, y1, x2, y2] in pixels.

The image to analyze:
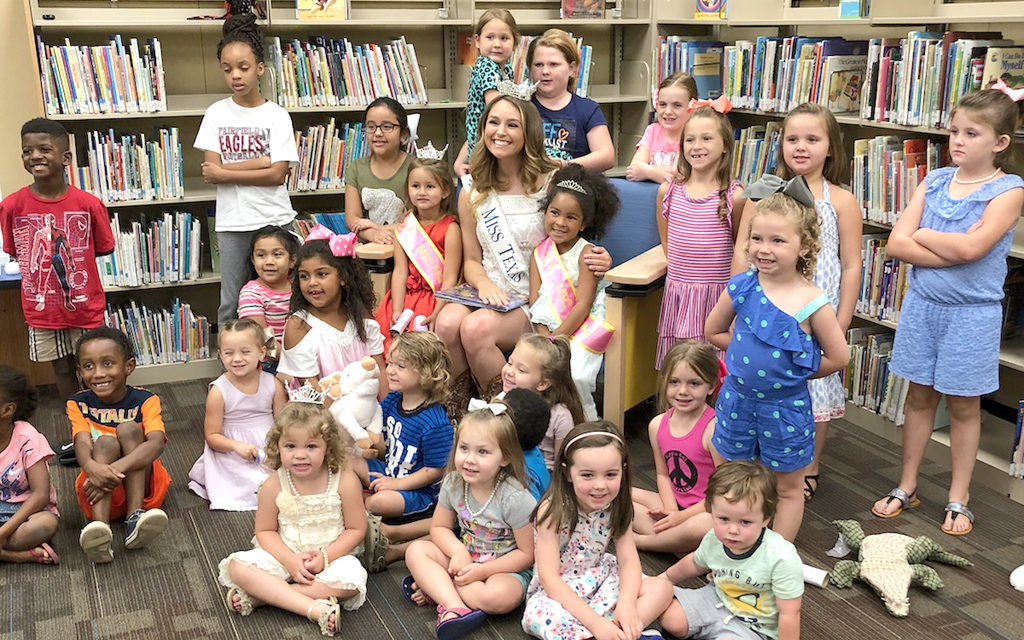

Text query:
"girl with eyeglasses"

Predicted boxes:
[[344, 97, 414, 245]]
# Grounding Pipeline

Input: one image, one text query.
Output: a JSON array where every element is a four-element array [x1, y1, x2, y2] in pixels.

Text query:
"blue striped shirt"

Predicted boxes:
[[380, 391, 453, 493]]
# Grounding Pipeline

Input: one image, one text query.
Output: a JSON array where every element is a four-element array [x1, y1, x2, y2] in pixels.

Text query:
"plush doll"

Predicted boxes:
[[829, 519, 972, 617], [318, 357, 383, 457]]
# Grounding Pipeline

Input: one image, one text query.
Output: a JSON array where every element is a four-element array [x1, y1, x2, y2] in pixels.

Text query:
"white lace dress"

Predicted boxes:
[[469, 179, 549, 301], [218, 468, 367, 610]]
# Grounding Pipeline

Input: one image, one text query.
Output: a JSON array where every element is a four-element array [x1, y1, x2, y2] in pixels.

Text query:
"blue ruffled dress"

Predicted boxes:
[[714, 270, 825, 472]]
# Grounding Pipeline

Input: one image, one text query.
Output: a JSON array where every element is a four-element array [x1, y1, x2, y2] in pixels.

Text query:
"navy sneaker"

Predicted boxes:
[[56, 440, 78, 466], [124, 508, 167, 550]]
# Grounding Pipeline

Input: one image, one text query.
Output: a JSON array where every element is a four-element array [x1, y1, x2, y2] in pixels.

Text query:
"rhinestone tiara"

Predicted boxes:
[[556, 179, 588, 195], [496, 74, 538, 101], [415, 141, 448, 161], [287, 381, 325, 405]]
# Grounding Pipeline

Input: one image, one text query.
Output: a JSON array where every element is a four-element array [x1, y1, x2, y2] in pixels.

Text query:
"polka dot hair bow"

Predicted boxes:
[[468, 397, 507, 415], [305, 224, 357, 258], [741, 174, 815, 208]]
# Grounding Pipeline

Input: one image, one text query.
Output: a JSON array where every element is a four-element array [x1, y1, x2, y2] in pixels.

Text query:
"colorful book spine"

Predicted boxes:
[[288, 120, 367, 192], [104, 298, 210, 366], [97, 211, 204, 288], [66, 128, 184, 203]]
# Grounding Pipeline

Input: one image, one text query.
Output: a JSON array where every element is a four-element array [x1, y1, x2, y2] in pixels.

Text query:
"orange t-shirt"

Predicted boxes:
[[67, 386, 165, 441]]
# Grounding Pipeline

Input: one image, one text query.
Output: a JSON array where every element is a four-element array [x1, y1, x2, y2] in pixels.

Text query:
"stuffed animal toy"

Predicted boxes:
[[829, 520, 972, 617], [319, 357, 383, 457]]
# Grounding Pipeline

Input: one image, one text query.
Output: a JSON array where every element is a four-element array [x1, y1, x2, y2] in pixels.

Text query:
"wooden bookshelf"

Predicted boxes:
[[130, 357, 222, 387]]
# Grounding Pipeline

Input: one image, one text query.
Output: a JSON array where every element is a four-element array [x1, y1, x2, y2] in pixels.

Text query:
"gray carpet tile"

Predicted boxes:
[[4, 381, 1024, 639]]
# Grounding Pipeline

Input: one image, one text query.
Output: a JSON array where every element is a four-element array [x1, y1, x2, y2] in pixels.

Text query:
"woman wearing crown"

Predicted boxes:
[[434, 84, 613, 417]]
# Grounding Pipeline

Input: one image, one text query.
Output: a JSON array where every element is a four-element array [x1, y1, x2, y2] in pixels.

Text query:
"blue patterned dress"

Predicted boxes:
[[714, 270, 826, 473]]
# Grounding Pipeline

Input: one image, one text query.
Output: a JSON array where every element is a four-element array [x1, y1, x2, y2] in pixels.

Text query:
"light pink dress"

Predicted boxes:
[[188, 371, 276, 511]]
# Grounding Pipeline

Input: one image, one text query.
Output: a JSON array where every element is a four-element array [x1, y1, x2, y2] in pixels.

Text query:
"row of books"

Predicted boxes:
[[66, 128, 184, 204], [733, 122, 780, 187], [723, 37, 869, 113], [97, 211, 203, 288], [104, 299, 211, 366], [858, 233, 909, 324], [845, 327, 909, 426], [288, 119, 369, 192], [511, 35, 594, 98], [267, 36, 428, 109], [657, 37, 723, 99], [860, 33, 1023, 128], [295, 212, 349, 236], [36, 35, 167, 116], [851, 136, 946, 226]]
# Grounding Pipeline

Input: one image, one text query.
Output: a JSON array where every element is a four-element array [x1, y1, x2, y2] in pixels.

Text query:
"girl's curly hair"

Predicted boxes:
[[291, 240, 377, 342], [539, 164, 620, 240], [0, 365, 38, 422], [744, 193, 821, 279], [263, 402, 353, 474]]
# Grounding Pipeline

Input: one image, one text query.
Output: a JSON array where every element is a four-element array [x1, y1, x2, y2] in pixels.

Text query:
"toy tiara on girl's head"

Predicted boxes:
[[287, 381, 325, 405], [496, 74, 538, 101], [415, 141, 448, 161], [556, 179, 588, 195]]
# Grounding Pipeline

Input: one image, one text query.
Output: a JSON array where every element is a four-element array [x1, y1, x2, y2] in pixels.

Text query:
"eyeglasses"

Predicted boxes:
[[366, 122, 399, 134]]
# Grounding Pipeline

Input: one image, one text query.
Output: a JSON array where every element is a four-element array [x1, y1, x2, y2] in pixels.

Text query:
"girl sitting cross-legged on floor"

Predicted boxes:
[[219, 401, 368, 637]]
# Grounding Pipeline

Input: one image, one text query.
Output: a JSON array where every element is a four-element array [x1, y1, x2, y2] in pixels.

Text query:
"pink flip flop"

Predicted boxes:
[[29, 542, 59, 565]]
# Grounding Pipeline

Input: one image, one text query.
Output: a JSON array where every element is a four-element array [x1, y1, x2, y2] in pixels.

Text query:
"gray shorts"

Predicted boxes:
[[673, 583, 769, 640]]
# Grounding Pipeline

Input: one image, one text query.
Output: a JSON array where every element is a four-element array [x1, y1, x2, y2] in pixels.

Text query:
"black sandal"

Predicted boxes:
[[803, 474, 819, 502]]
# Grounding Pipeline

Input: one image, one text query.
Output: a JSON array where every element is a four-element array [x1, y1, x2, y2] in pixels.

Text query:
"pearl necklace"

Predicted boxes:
[[286, 468, 332, 497], [463, 481, 499, 519], [952, 167, 1001, 184]]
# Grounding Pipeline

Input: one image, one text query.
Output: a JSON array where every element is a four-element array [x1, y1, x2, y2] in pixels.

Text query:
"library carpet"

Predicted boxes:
[[3, 380, 1024, 639]]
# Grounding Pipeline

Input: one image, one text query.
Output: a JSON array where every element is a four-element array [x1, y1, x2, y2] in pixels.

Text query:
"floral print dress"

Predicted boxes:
[[522, 508, 620, 640]]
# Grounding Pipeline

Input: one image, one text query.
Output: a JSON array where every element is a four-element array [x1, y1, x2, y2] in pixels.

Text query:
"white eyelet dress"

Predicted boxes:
[[218, 468, 367, 610]]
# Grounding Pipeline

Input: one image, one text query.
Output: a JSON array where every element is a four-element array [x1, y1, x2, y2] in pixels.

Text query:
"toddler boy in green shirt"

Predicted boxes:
[[659, 460, 803, 640]]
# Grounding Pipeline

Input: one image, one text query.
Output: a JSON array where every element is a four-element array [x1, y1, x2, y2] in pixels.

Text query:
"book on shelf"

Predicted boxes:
[[434, 284, 527, 312], [36, 35, 166, 116], [295, 0, 350, 20], [732, 122, 780, 186], [838, 0, 869, 19], [846, 326, 910, 426], [288, 119, 368, 192], [1010, 400, 1024, 479], [457, 32, 477, 66], [661, 38, 724, 97], [561, 0, 605, 19], [295, 212, 349, 236], [267, 36, 427, 108], [104, 298, 210, 366], [511, 34, 593, 98], [856, 233, 909, 324], [65, 127, 184, 204], [1003, 262, 1024, 340], [207, 209, 220, 273], [98, 210, 203, 288], [694, 0, 726, 21], [981, 46, 1024, 90], [851, 135, 946, 226], [823, 55, 867, 113]]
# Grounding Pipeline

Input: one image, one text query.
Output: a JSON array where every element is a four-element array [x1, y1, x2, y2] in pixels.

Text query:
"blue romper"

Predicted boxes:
[[714, 270, 828, 472], [890, 167, 1024, 396]]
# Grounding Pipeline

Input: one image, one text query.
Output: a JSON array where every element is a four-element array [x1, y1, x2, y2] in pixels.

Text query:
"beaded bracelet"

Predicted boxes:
[[320, 549, 329, 568]]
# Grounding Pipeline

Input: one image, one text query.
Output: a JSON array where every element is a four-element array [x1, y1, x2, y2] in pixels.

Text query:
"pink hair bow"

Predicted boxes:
[[304, 224, 357, 258], [687, 96, 732, 114], [992, 77, 1024, 102]]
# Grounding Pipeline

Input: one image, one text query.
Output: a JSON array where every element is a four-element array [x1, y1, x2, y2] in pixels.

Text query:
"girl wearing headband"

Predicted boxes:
[[277, 228, 386, 399], [529, 165, 620, 420], [523, 421, 673, 640], [404, 402, 536, 640]]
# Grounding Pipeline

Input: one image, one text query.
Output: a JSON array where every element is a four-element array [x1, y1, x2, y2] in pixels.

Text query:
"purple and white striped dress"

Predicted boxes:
[[655, 179, 740, 368]]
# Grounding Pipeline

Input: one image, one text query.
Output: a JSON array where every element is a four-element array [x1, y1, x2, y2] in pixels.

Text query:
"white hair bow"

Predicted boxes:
[[467, 397, 507, 415]]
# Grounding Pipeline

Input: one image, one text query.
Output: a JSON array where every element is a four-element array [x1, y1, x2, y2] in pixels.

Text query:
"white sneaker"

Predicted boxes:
[[79, 521, 113, 564]]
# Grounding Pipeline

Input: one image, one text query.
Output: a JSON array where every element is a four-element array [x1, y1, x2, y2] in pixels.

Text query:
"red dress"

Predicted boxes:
[[375, 214, 456, 355]]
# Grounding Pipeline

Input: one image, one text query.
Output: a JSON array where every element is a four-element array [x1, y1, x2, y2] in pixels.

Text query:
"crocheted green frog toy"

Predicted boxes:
[[829, 520, 972, 617]]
